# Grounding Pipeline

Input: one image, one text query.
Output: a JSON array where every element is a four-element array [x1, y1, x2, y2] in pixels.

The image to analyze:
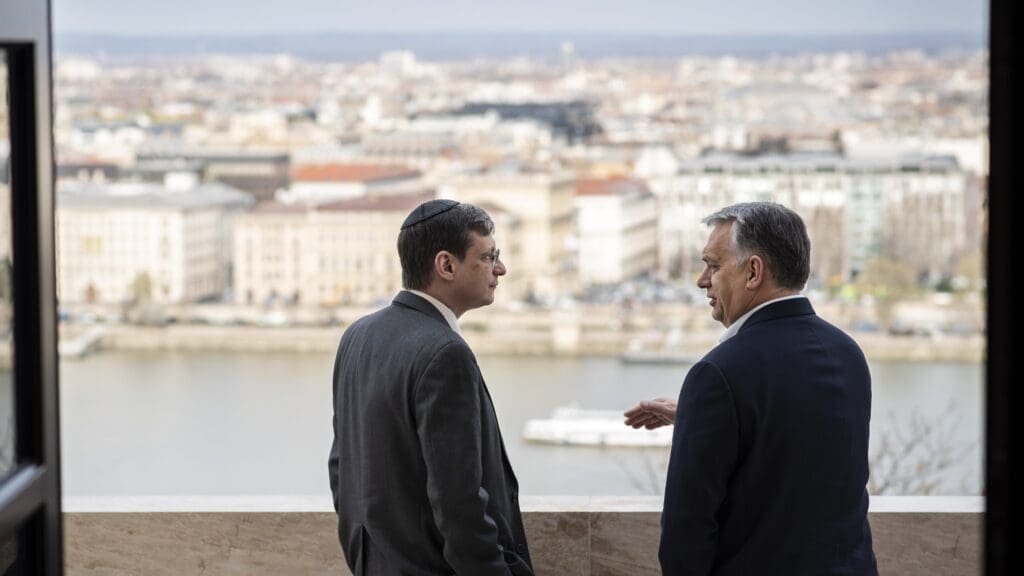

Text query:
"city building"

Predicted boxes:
[[454, 101, 602, 143], [235, 191, 524, 307], [647, 152, 969, 286], [56, 156, 120, 183], [236, 193, 428, 306], [57, 181, 254, 304], [233, 201, 308, 306], [443, 168, 577, 300], [359, 131, 458, 170], [135, 149, 291, 202], [574, 177, 658, 285], [281, 162, 422, 204]]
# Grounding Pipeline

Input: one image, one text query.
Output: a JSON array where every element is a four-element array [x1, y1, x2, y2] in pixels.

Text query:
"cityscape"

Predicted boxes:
[[52, 44, 986, 336], [39, 35, 988, 497]]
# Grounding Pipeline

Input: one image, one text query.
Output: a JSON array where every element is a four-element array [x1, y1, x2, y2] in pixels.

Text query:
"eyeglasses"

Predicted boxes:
[[481, 249, 502, 270]]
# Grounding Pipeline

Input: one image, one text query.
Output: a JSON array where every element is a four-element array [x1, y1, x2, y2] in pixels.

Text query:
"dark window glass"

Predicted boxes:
[[0, 50, 15, 479], [0, 49, 15, 479]]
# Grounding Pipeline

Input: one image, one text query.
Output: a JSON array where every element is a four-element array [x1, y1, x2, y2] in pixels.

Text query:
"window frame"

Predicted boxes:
[[985, 0, 1020, 574], [0, 0, 64, 572]]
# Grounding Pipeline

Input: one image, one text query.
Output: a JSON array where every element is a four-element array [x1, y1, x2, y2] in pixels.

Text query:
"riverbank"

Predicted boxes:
[[61, 321, 984, 363]]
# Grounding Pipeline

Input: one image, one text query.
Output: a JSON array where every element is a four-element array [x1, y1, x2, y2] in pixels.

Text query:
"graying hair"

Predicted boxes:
[[702, 202, 810, 290]]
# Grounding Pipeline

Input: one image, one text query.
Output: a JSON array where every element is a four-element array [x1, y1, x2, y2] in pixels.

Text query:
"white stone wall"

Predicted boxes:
[[58, 206, 243, 304], [233, 213, 307, 305], [305, 210, 404, 306], [63, 496, 982, 576], [575, 193, 658, 285]]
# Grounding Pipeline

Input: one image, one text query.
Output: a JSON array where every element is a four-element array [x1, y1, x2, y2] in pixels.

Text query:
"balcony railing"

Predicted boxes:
[[64, 495, 981, 575]]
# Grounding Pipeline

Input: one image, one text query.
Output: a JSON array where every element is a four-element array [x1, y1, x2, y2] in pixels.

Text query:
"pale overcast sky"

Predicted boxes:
[[54, 0, 986, 36]]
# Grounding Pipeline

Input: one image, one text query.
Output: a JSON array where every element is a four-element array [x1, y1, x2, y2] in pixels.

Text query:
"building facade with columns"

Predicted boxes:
[[646, 153, 969, 287], [57, 182, 254, 304], [235, 192, 524, 307]]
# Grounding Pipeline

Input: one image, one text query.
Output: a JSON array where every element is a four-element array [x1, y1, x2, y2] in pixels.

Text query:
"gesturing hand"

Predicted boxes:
[[623, 397, 677, 430]]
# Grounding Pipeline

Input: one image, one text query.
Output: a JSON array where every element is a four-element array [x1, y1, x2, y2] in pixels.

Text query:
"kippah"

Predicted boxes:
[[401, 199, 460, 230]]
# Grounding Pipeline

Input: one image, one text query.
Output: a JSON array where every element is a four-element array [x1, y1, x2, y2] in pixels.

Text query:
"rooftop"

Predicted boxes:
[[291, 163, 421, 183], [678, 152, 962, 174], [576, 176, 653, 198], [251, 201, 310, 214], [58, 181, 254, 210], [137, 149, 289, 162], [317, 190, 435, 213]]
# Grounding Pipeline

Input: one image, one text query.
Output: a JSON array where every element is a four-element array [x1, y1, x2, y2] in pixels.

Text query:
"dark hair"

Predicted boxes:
[[398, 203, 494, 290], [702, 202, 811, 290]]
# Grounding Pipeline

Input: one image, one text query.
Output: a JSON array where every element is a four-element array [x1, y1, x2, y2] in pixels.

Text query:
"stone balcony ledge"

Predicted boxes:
[[64, 496, 982, 575]]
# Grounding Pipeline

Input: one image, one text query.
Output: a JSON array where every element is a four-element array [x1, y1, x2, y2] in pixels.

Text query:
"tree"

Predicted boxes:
[[0, 259, 10, 304], [953, 249, 984, 294], [855, 257, 920, 330], [617, 447, 670, 495], [130, 271, 153, 304], [868, 401, 975, 495]]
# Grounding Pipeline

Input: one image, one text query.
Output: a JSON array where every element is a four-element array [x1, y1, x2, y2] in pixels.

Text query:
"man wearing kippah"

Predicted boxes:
[[328, 199, 533, 575]]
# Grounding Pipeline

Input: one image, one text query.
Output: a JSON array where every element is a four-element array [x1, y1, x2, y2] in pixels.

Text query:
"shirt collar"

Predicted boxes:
[[406, 289, 461, 335], [718, 294, 807, 344]]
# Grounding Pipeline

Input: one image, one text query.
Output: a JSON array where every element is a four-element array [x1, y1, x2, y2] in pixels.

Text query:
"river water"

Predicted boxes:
[[59, 351, 983, 498]]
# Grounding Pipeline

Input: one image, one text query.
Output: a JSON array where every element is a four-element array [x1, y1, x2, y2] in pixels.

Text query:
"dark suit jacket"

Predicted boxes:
[[329, 291, 532, 576], [660, 298, 877, 576]]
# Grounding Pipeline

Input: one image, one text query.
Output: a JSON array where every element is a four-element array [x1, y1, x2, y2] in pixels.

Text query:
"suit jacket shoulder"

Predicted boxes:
[[339, 291, 470, 368]]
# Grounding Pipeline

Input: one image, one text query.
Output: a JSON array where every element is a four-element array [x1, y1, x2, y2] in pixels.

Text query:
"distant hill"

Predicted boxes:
[[54, 31, 985, 60]]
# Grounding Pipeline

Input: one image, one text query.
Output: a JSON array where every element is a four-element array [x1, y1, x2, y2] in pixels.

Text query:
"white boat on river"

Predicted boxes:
[[522, 405, 673, 447]]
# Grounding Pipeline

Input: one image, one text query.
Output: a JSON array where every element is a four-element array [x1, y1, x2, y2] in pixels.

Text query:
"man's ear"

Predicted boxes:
[[434, 251, 456, 281], [746, 255, 766, 289]]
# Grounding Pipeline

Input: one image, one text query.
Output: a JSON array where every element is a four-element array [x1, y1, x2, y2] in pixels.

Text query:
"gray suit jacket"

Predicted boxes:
[[329, 291, 533, 576]]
